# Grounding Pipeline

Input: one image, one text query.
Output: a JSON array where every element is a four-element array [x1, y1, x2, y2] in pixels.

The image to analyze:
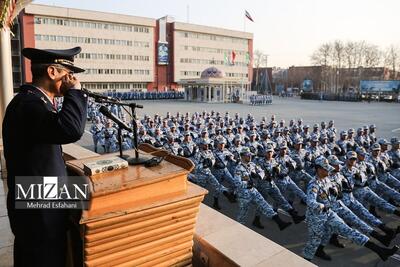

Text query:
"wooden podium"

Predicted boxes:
[[66, 144, 207, 267]]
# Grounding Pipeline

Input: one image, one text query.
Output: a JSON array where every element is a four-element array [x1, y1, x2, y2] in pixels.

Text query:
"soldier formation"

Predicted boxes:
[[86, 100, 400, 262], [250, 94, 273, 105]]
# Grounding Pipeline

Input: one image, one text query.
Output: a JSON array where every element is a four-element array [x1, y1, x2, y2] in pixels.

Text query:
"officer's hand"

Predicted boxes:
[[60, 74, 81, 95]]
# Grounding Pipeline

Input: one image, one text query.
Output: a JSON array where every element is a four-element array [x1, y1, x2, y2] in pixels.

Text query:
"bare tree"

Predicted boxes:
[[344, 41, 356, 69], [384, 45, 400, 79], [363, 44, 381, 68], [311, 43, 331, 66]]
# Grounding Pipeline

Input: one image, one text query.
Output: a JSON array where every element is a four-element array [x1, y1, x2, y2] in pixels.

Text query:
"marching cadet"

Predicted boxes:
[[139, 128, 156, 145], [327, 120, 336, 135], [324, 156, 395, 248], [303, 157, 398, 262], [90, 116, 105, 153], [369, 124, 377, 144], [163, 134, 184, 156], [337, 130, 349, 159], [388, 137, 400, 178], [181, 131, 198, 161], [328, 155, 399, 239], [356, 147, 400, 206], [153, 127, 166, 148], [254, 145, 305, 228], [3, 46, 88, 266], [245, 131, 263, 156], [192, 139, 231, 210], [104, 120, 118, 153], [368, 143, 400, 191], [223, 125, 235, 147], [234, 147, 292, 230], [275, 142, 307, 204], [289, 137, 313, 190], [341, 151, 400, 218]]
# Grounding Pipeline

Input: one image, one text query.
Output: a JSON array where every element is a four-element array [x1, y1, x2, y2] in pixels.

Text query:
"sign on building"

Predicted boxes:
[[360, 80, 400, 93], [158, 42, 169, 65]]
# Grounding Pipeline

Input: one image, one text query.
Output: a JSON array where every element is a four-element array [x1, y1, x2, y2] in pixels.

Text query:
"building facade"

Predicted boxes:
[[13, 4, 253, 93]]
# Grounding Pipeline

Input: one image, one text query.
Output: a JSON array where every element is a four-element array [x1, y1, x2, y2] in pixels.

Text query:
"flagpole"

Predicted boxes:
[[243, 13, 246, 32]]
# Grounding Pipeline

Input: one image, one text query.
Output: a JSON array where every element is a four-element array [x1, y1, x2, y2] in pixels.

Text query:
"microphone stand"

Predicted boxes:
[[95, 98, 148, 165]]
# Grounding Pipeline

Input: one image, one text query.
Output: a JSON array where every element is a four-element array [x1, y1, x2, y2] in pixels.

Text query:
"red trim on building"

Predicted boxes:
[[20, 11, 35, 83], [148, 19, 178, 91]]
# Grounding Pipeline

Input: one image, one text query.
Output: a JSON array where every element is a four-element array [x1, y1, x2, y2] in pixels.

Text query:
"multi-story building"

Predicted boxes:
[[12, 4, 253, 93]]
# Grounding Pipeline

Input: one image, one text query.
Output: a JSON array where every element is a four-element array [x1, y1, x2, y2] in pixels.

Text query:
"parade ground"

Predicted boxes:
[[76, 97, 400, 267]]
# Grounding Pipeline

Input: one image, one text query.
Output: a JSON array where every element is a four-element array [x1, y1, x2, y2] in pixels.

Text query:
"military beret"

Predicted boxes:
[[22, 46, 85, 73]]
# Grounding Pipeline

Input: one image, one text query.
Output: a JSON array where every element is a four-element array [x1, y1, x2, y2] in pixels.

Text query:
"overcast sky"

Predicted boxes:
[[34, 0, 400, 68]]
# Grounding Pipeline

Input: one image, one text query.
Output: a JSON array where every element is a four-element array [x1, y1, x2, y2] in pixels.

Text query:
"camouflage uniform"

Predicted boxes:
[[234, 158, 277, 224], [303, 159, 369, 260]]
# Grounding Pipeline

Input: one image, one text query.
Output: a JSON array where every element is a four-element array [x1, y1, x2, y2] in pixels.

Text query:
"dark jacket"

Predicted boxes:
[[2, 84, 87, 267]]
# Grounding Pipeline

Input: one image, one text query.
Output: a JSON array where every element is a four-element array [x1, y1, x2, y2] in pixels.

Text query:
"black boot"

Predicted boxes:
[[369, 206, 381, 218], [252, 215, 264, 229], [388, 198, 399, 207], [213, 197, 221, 210], [223, 191, 236, 203], [315, 245, 332, 261], [370, 230, 393, 247], [272, 215, 292, 231], [329, 234, 345, 248], [378, 224, 396, 238], [288, 209, 305, 224], [364, 241, 399, 261], [394, 209, 400, 217]]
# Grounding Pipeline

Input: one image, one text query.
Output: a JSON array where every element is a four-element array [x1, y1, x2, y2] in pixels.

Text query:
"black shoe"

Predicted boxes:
[[329, 234, 345, 248], [252, 215, 264, 229], [394, 209, 400, 217], [213, 197, 221, 210], [315, 245, 332, 261], [371, 230, 392, 247], [272, 215, 292, 231], [364, 241, 399, 261], [378, 224, 395, 238], [223, 191, 236, 203], [369, 206, 381, 218], [388, 198, 399, 207], [288, 209, 305, 224]]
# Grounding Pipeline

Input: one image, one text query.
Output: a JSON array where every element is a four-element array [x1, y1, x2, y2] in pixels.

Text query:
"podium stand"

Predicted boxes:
[[66, 144, 207, 267]]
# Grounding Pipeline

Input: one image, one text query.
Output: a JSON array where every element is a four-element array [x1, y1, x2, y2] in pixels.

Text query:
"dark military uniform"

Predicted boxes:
[[2, 47, 87, 267]]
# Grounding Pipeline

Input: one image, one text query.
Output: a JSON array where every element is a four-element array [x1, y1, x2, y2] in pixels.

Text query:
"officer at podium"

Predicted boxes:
[[2, 47, 88, 267]]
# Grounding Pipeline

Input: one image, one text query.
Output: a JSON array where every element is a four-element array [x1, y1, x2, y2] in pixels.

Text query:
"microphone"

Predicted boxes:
[[82, 88, 119, 102], [99, 106, 132, 132]]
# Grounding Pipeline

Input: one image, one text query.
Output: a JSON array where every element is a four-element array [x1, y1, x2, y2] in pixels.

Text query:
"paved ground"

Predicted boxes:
[[76, 97, 400, 267]]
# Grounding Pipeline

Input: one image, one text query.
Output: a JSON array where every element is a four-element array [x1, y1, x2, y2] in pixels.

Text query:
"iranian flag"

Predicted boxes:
[[231, 50, 236, 65], [245, 10, 254, 22]]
